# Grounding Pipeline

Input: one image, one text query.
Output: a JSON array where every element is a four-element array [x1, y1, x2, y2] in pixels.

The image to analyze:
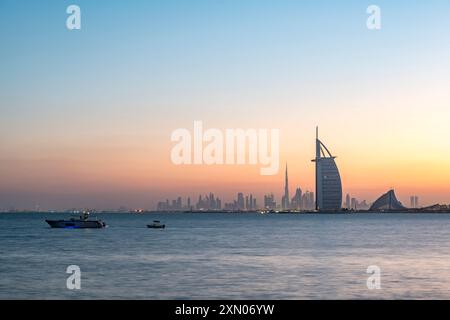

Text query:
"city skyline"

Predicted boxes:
[[0, 120, 444, 211], [0, 126, 442, 211], [1, 1, 450, 210]]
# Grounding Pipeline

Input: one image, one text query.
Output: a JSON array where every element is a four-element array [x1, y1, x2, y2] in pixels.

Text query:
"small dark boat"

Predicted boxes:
[[46, 212, 107, 229], [147, 220, 165, 229]]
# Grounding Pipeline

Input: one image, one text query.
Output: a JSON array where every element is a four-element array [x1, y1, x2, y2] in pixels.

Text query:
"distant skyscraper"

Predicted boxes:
[[187, 197, 191, 209], [312, 127, 342, 211], [301, 191, 314, 210], [351, 197, 357, 210], [216, 197, 222, 210], [291, 188, 302, 210], [264, 194, 276, 210], [197, 195, 202, 210], [309, 192, 314, 210], [237, 193, 245, 210], [282, 163, 290, 210], [346, 194, 351, 209], [410, 196, 420, 209]]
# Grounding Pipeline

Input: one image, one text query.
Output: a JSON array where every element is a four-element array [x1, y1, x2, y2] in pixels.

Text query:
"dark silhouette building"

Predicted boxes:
[[312, 127, 342, 211], [370, 189, 406, 211]]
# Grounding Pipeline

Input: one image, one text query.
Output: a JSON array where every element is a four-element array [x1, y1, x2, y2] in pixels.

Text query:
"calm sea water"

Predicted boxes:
[[1, 212, 450, 299]]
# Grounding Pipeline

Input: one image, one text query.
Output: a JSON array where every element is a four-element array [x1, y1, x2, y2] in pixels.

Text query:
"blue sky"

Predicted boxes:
[[1, 0, 448, 116]]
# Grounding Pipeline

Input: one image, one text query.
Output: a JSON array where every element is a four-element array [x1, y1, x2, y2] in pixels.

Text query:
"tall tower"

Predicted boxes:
[[312, 127, 343, 211], [315, 127, 319, 210], [283, 163, 290, 210]]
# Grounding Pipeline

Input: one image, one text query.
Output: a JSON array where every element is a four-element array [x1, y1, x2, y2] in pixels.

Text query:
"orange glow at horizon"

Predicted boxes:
[[2, 127, 450, 209]]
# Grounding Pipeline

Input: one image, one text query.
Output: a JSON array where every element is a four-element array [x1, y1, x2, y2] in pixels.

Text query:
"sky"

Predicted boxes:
[[1, 0, 450, 210]]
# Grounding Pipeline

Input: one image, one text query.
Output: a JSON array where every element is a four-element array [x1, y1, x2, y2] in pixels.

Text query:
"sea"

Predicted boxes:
[[1, 212, 450, 299]]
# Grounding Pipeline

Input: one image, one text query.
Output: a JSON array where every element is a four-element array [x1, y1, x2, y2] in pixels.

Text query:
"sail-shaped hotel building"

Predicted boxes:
[[312, 128, 343, 211]]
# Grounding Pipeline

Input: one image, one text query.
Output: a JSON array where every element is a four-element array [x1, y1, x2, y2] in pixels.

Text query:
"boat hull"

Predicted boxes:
[[147, 224, 165, 229], [46, 220, 106, 229]]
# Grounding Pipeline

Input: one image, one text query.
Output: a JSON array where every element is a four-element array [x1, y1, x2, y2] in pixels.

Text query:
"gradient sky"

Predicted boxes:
[[1, 0, 450, 210]]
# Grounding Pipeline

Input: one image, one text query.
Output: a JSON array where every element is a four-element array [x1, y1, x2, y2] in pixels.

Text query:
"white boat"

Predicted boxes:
[[46, 212, 106, 229]]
